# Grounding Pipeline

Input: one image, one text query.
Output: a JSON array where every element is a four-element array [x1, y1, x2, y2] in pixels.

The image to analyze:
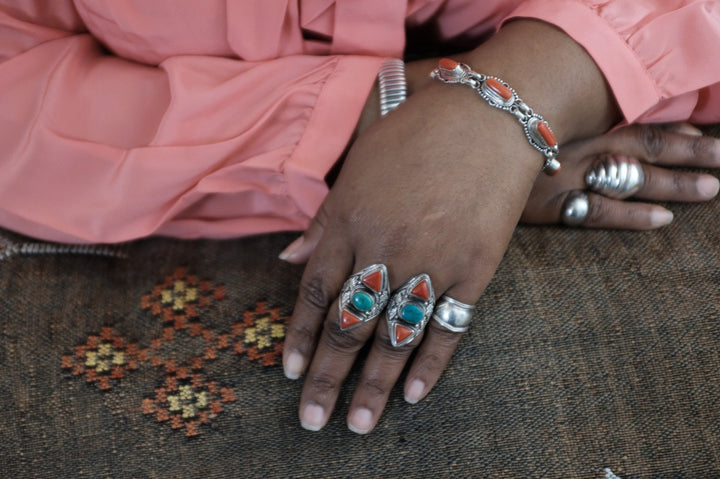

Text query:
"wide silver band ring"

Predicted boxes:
[[585, 155, 645, 200], [433, 296, 475, 333], [561, 190, 589, 226]]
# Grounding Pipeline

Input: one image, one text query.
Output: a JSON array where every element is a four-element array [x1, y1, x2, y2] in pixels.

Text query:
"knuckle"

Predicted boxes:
[[359, 376, 388, 398], [671, 172, 686, 194], [286, 320, 316, 344], [585, 196, 608, 225], [373, 329, 418, 358], [306, 372, 339, 395], [641, 125, 666, 160], [427, 321, 463, 347], [313, 201, 332, 229], [298, 274, 334, 312], [322, 318, 366, 353], [416, 351, 445, 375], [690, 136, 715, 161]]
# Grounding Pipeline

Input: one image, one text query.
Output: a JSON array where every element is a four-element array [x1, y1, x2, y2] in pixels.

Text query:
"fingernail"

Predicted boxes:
[[279, 236, 304, 261], [650, 209, 674, 228], [698, 176, 720, 198], [347, 407, 374, 434], [301, 404, 325, 431], [404, 380, 425, 404], [676, 123, 703, 137], [284, 352, 304, 380]]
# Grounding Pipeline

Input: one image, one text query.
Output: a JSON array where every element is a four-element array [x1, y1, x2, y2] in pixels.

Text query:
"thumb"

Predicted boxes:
[[278, 204, 329, 264]]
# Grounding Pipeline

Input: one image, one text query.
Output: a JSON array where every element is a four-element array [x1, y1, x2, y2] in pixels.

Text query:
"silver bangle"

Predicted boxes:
[[378, 59, 407, 116], [431, 59, 561, 176]]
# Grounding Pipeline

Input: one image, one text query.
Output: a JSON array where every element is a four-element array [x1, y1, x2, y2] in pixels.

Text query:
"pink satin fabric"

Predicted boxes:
[[1, 0, 718, 242]]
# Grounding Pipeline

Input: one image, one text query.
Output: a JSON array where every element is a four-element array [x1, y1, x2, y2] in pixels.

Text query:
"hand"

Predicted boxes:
[[522, 123, 720, 229], [282, 81, 541, 434], [281, 20, 619, 434]]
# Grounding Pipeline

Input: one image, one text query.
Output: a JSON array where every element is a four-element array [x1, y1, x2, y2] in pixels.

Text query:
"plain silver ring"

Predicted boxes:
[[561, 190, 589, 226], [432, 296, 475, 333], [585, 155, 645, 199]]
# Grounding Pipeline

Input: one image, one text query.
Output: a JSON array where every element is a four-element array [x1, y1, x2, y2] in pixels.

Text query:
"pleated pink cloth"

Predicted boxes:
[[1, 0, 719, 243]]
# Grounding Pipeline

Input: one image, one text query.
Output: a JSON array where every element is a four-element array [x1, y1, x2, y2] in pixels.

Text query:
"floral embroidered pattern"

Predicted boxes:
[[62, 266, 288, 436], [62, 327, 142, 391], [142, 367, 236, 437], [233, 302, 286, 366]]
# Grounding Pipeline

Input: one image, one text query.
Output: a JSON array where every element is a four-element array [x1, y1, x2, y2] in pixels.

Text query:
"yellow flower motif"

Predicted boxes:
[[173, 296, 185, 311], [244, 317, 285, 351], [271, 324, 285, 339], [182, 404, 196, 419], [195, 391, 208, 409], [185, 288, 197, 303], [168, 395, 182, 412], [96, 360, 111, 373], [85, 351, 98, 368], [179, 385, 193, 401], [161, 290, 173, 305], [112, 351, 125, 366], [98, 343, 112, 356], [160, 280, 200, 311]]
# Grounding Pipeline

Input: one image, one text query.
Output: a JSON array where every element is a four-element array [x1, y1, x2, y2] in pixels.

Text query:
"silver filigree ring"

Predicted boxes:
[[338, 264, 390, 331], [386, 274, 435, 347]]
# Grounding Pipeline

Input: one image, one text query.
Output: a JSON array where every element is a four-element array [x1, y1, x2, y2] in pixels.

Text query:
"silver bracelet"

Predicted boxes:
[[377, 59, 407, 116], [431, 59, 561, 175]]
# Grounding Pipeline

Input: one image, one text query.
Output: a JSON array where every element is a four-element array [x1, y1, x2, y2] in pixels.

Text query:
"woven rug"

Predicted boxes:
[[2, 127, 720, 478]]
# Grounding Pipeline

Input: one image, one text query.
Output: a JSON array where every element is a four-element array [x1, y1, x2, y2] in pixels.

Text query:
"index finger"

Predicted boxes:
[[606, 124, 720, 167], [282, 236, 353, 380]]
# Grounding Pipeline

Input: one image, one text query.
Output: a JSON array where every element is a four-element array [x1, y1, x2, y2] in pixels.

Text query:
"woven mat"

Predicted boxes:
[[2, 127, 720, 478]]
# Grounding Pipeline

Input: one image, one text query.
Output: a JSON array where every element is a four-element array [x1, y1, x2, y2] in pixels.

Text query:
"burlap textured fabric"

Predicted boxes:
[[2, 127, 720, 478]]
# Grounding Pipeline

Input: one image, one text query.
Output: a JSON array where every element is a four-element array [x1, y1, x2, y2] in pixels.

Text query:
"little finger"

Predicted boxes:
[[557, 191, 674, 230]]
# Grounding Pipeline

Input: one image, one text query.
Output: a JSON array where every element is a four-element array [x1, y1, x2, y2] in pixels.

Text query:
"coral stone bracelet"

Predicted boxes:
[[431, 59, 561, 175]]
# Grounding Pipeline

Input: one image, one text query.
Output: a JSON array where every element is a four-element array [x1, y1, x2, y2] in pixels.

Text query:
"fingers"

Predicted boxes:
[[278, 202, 329, 264], [636, 164, 720, 202], [554, 191, 673, 230], [345, 280, 480, 434], [283, 232, 353, 380], [345, 318, 424, 434], [298, 296, 378, 431], [402, 281, 478, 404], [604, 124, 720, 167]]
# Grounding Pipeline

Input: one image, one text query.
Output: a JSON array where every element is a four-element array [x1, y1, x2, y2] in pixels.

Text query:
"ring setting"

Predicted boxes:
[[339, 264, 390, 331], [386, 274, 435, 347]]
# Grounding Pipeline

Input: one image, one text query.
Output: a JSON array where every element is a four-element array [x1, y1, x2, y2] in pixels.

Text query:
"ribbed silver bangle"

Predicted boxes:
[[377, 59, 407, 116]]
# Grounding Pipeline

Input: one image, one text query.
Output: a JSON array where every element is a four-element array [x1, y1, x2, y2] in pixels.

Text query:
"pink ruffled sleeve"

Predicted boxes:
[[505, 0, 720, 124], [0, 1, 382, 243]]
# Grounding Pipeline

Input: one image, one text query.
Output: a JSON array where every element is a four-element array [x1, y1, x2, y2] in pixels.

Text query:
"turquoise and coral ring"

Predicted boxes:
[[338, 264, 390, 331], [386, 273, 435, 347]]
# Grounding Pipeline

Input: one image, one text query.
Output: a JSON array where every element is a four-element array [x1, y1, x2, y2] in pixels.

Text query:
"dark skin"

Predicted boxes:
[[279, 20, 720, 434]]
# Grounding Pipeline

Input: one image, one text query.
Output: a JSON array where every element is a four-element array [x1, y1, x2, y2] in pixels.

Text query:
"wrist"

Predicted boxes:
[[457, 19, 620, 144]]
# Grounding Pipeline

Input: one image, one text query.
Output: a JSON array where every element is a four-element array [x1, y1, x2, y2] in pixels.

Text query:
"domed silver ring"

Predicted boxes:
[[561, 190, 589, 226], [585, 155, 645, 200], [433, 296, 475, 333]]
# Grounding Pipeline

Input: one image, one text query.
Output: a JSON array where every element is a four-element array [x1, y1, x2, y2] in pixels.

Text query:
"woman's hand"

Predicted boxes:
[[522, 123, 720, 228], [282, 77, 544, 433], [281, 20, 619, 434]]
